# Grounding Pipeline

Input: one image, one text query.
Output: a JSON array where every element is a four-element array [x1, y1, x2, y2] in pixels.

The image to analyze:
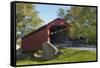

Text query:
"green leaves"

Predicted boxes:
[[57, 8, 65, 19], [16, 3, 43, 38], [57, 6, 96, 45]]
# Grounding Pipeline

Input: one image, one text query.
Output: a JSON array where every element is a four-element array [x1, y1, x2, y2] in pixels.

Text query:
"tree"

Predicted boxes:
[[57, 6, 97, 45], [57, 8, 65, 19], [16, 3, 43, 39]]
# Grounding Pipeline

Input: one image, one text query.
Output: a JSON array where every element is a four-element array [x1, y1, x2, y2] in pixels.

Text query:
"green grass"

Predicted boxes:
[[16, 48, 96, 65]]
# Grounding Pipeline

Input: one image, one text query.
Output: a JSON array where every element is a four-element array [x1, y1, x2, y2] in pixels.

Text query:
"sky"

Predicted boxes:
[[34, 4, 71, 25]]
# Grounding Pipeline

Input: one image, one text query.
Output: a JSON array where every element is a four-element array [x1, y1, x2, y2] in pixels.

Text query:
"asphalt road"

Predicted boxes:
[[66, 47, 96, 51]]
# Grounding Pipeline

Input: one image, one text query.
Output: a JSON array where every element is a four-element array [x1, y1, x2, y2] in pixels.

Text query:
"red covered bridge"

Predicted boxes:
[[22, 18, 70, 53]]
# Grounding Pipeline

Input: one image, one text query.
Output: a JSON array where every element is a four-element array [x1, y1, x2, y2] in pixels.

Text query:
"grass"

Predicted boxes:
[[16, 48, 96, 66]]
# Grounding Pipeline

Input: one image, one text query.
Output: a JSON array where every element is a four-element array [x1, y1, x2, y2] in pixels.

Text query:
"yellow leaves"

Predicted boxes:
[[68, 25, 76, 39], [70, 7, 82, 17], [17, 21, 24, 27], [16, 3, 35, 16]]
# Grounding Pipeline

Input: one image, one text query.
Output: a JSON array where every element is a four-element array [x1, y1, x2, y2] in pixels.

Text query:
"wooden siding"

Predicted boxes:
[[22, 28, 48, 52]]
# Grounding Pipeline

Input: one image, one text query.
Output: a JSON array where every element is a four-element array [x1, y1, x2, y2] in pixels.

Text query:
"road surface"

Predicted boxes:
[[66, 47, 96, 51]]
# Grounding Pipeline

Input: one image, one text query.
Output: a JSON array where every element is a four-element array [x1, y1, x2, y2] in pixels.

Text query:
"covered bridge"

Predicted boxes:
[[22, 18, 70, 53]]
